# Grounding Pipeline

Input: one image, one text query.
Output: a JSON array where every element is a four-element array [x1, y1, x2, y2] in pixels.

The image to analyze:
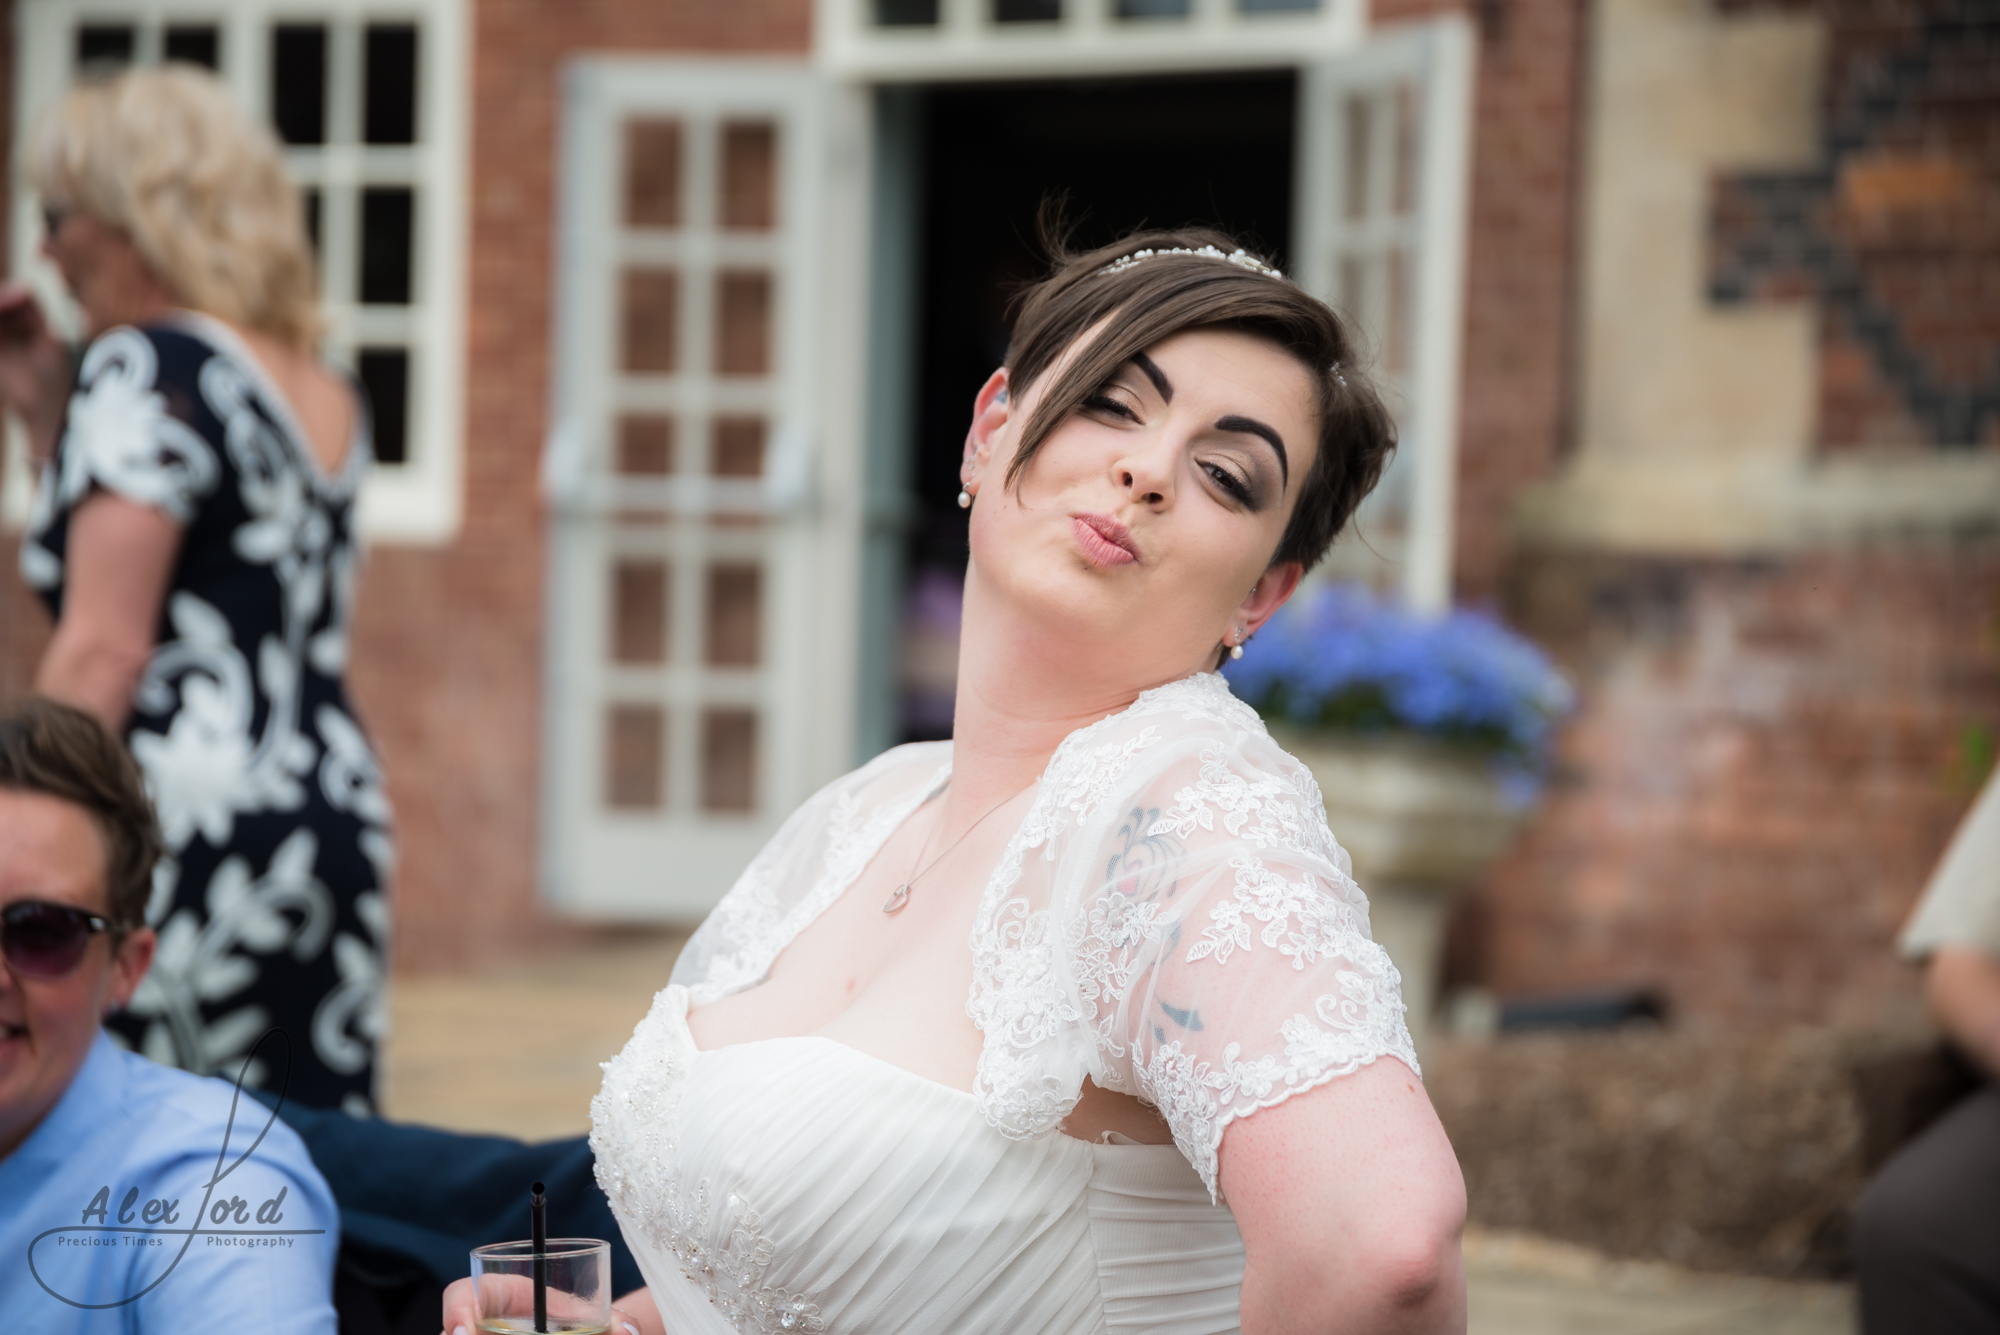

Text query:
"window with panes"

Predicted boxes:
[[9, 0, 467, 540]]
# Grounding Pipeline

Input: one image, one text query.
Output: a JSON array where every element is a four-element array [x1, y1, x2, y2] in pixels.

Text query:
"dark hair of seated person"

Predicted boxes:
[[0, 697, 162, 932]]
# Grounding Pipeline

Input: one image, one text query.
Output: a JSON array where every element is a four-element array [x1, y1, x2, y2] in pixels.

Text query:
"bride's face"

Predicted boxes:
[[963, 325, 1318, 683]]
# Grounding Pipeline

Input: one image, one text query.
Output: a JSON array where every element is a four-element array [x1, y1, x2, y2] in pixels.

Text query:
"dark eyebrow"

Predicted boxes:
[[1215, 415, 1290, 485], [1130, 351, 1174, 404]]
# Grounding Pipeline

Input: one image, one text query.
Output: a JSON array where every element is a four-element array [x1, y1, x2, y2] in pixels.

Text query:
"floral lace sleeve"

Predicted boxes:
[[1055, 684, 1418, 1201]]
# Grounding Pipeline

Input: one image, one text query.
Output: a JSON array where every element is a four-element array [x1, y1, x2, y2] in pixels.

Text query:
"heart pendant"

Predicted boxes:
[[881, 884, 911, 915]]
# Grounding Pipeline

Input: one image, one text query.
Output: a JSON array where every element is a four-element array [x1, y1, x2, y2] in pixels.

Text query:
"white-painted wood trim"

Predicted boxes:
[[1403, 15, 1474, 612], [817, 0, 1366, 81]]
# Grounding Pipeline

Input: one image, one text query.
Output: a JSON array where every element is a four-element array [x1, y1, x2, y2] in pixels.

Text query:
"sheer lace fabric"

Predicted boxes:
[[593, 672, 1417, 1331]]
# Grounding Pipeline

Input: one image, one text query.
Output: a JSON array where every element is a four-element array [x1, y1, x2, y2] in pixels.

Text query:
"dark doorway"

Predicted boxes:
[[896, 71, 1298, 740]]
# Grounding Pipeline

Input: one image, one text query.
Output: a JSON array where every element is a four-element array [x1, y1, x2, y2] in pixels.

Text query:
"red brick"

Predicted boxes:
[[1451, 544, 2000, 1028]]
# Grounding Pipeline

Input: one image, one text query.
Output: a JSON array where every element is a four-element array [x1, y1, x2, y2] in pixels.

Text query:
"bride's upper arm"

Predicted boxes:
[[1057, 725, 1464, 1330], [1218, 1059, 1466, 1334]]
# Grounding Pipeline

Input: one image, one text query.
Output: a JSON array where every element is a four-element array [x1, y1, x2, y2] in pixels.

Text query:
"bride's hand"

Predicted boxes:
[[439, 1274, 478, 1334], [608, 1289, 661, 1335], [438, 1278, 656, 1335], [442, 1271, 500, 1335]]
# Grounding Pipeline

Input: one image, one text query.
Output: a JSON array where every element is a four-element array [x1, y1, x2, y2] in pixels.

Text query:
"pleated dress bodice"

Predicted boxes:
[[591, 985, 1246, 1335]]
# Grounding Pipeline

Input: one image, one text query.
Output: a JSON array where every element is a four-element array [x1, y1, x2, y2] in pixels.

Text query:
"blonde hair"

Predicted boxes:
[[27, 64, 321, 350]]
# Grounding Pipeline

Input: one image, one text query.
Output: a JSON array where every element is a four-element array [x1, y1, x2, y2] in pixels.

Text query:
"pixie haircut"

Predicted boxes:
[[27, 64, 321, 350], [0, 698, 162, 933], [1005, 227, 1396, 573]]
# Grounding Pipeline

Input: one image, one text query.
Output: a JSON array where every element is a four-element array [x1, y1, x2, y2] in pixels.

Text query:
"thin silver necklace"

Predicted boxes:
[[882, 781, 1026, 915]]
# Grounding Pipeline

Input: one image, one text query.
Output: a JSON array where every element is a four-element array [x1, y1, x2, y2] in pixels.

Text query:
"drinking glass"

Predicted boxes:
[[469, 1238, 612, 1334]]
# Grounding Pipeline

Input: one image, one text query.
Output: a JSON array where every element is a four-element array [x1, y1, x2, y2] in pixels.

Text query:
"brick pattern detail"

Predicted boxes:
[[1708, 0, 2000, 450], [1456, 544, 2000, 1027], [1373, 0, 1587, 601]]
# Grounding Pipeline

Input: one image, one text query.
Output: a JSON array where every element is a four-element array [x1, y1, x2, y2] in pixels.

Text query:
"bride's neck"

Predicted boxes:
[[943, 569, 1188, 821]]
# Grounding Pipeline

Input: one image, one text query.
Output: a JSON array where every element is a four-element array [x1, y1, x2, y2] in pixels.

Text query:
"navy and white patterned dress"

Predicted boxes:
[[22, 313, 392, 1113]]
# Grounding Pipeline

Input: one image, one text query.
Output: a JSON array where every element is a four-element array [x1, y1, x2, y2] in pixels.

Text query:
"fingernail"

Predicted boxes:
[[453, 1326, 468, 1335], [621, 1325, 642, 1335]]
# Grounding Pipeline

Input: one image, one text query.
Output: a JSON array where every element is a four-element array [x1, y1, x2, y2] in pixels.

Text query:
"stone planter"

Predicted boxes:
[[1273, 731, 1530, 1055]]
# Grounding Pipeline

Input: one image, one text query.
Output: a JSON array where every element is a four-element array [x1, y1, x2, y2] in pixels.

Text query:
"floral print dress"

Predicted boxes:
[[22, 314, 392, 1113]]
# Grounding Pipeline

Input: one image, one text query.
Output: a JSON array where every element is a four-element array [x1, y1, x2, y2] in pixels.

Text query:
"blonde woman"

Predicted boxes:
[[1, 65, 391, 1112]]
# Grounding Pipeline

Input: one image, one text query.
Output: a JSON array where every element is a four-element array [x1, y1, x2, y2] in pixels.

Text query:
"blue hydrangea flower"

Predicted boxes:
[[1223, 582, 1574, 787]]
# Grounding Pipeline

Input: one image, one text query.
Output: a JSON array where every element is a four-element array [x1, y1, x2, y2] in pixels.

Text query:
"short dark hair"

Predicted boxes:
[[1004, 225, 1397, 572], [0, 698, 161, 931]]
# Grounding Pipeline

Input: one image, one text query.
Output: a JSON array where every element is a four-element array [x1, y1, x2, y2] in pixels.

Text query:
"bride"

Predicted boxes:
[[445, 228, 1466, 1335]]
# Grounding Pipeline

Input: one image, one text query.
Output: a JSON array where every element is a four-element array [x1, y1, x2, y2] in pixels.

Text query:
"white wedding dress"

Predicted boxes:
[[591, 673, 1418, 1334]]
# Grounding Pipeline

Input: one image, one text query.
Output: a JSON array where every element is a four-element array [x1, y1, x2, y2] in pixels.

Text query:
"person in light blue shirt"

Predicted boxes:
[[0, 698, 338, 1331]]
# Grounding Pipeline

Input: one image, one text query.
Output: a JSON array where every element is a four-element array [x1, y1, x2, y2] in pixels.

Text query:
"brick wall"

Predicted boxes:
[[1374, 0, 1587, 601], [1453, 542, 2000, 1027], [1449, 0, 2000, 1028]]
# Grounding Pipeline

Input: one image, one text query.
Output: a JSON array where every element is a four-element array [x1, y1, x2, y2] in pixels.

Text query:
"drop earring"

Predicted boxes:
[[957, 489, 972, 509], [1229, 629, 1245, 661]]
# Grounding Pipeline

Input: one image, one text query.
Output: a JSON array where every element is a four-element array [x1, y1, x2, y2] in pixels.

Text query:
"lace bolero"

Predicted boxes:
[[670, 671, 1417, 1200]]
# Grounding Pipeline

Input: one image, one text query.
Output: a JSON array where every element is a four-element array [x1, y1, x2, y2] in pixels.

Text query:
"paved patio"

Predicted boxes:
[[379, 932, 1857, 1334]]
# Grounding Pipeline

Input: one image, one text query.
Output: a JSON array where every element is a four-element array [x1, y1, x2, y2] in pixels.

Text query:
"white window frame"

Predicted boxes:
[[3, 0, 469, 544], [542, 57, 842, 920]]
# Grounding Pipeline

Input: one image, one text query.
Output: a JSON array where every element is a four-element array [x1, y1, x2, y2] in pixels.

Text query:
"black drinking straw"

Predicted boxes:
[[530, 1181, 548, 1334]]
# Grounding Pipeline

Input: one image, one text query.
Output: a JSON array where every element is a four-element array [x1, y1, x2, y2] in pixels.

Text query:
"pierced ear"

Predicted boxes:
[[962, 368, 1011, 490], [1240, 563, 1305, 636]]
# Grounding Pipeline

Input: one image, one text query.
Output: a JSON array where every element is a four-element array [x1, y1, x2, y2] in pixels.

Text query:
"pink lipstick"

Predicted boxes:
[[1072, 513, 1139, 566]]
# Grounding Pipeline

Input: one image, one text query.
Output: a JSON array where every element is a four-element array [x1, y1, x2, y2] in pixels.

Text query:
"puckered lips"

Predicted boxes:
[[1071, 512, 1140, 567]]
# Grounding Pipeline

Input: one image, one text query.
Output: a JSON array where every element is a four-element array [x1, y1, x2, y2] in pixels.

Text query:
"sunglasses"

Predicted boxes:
[[1, 901, 117, 980]]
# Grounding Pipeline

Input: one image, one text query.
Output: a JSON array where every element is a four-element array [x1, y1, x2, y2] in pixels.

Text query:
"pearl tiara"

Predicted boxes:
[[1097, 245, 1286, 281]]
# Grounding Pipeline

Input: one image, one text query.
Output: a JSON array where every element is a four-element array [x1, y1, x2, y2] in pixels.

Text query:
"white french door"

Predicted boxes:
[[1294, 15, 1476, 612], [543, 59, 838, 919]]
